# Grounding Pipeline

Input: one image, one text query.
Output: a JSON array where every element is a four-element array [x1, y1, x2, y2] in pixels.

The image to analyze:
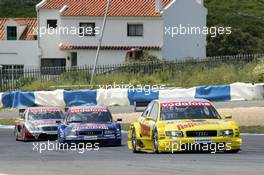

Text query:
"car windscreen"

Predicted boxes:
[[160, 102, 221, 120], [28, 111, 64, 120], [67, 111, 112, 123]]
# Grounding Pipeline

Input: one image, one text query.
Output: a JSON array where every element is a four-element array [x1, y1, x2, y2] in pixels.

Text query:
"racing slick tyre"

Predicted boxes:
[[132, 129, 139, 153], [22, 127, 28, 142], [15, 129, 19, 141], [57, 132, 67, 149], [116, 139, 122, 146], [153, 129, 159, 153]]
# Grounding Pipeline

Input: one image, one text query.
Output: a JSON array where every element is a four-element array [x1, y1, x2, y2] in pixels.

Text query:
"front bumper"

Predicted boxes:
[[30, 131, 58, 140], [158, 137, 242, 153], [64, 134, 122, 145]]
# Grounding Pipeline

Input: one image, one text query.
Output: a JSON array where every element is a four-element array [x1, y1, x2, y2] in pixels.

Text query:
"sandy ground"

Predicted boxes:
[[113, 107, 264, 126]]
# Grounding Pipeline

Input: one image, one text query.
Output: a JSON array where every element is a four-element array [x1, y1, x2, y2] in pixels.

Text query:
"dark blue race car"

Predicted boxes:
[[57, 106, 122, 146]]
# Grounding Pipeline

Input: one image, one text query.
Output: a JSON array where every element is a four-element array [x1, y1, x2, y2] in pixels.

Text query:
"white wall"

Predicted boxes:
[[39, 11, 163, 66], [39, 1, 207, 65], [77, 50, 126, 65], [39, 9, 68, 61], [74, 50, 161, 66], [162, 0, 207, 60], [61, 17, 163, 65], [0, 41, 38, 67], [60, 17, 163, 48]]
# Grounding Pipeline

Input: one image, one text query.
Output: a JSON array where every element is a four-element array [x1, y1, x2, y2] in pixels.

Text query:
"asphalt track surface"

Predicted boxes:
[[0, 129, 263, 175], [0, 100, 264, 118]]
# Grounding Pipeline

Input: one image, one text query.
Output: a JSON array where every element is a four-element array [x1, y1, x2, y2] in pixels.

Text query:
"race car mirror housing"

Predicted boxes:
[[117, 118, 122, 123], [224, 115, 232, 119]]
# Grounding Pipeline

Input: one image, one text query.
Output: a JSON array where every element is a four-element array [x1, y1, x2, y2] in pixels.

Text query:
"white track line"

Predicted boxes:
[[0, 125, 14, 129], [241, 133, 264, 136]]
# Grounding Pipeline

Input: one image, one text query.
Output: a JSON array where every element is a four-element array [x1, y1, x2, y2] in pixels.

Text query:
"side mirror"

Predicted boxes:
[[56, 120, 62, 124], [18, 109, 25, 116], [224, 115, 232, 119], [116, 118, 122, 123], [146, 116, 154, 121]]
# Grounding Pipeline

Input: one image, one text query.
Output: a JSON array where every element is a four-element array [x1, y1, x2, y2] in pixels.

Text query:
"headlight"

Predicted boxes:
[[165, 131, 183, 137], [28, 125, 40, 131], [104, 130, 115, 135], [66, 130, 76, 137], [220, 129, 234, 136]]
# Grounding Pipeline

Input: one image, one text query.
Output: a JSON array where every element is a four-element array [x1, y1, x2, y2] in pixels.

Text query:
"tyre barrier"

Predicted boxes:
[[0, 83, 263, 109]]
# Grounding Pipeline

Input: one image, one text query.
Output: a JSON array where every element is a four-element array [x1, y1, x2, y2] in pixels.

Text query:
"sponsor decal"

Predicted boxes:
[[30, 119, 58, 127], [69, 108, 108, 113], [29, 108, 62, 113], [177, 121, 220, 130], [140, 123, 151, 137], [73, 123, 108, 130], [161, 102, 211, 108]]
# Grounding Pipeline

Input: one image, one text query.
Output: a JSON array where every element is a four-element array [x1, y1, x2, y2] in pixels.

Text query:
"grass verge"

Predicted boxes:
[[20, 58, 264, 91], [0, 118, 16, 126], [239, 126, 264, 134]]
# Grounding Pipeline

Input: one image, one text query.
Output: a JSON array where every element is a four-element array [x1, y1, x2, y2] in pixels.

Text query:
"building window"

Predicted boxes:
[[6, 26, 17, 40], [41, 58, 66, 68], [1, 65, 24, 79], [79, 23, 96, 36], [127, 24, 143, 37], [41, 58, 66, 75], [47, 20, 57, 28]]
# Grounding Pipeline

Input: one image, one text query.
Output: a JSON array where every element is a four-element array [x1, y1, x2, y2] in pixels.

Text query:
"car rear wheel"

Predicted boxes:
[[153, 129, 159, 153], [15, 128, 19, 141], [132, 129, 139, 153], [22, 127, 27, 142]]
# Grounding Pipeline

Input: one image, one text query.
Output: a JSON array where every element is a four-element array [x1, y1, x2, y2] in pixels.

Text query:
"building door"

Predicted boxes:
[[71, 52, 77, 67]]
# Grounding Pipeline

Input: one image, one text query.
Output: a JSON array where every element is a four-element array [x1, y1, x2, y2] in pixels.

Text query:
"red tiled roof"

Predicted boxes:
[[0, 18, 37, 40], [40, 0, 172, 17], [59, 44, 161, 50]]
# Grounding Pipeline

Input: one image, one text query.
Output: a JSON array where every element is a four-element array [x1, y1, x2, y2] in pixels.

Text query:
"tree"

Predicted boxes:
[[207, 28, 264, 56]]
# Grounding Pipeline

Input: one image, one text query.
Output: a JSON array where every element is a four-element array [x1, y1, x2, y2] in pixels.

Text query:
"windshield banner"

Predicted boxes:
[[160, 102, 211, 108]]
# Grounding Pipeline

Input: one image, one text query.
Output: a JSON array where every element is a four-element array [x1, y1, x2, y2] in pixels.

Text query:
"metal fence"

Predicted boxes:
[[0, 53, 264, 92]]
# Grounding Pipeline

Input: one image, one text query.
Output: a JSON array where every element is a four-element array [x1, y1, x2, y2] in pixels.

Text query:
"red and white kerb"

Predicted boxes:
[[160, 101, 212, 108]]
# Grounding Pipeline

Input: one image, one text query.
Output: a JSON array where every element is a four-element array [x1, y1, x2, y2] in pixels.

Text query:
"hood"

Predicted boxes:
[[28, 119, 62, 127], [66, 123, 116, 131], [161, 119, 236, 131]]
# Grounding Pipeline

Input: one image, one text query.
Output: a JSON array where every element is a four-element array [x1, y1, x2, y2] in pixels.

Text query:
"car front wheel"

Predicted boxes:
[[132, 129, 139, 153], [153, 129, 159, 153]]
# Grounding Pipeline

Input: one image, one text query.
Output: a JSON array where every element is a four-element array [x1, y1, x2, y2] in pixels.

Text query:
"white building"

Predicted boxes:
[[0, 18, 39, 69], [0, 0, 207, 68]]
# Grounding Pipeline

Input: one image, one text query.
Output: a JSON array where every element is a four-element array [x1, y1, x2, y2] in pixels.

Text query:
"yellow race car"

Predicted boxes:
[[127, 98, 242, 153]]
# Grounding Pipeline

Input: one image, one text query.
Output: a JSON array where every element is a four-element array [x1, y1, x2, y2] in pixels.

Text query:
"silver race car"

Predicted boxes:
[[15, 107, 64, 141]]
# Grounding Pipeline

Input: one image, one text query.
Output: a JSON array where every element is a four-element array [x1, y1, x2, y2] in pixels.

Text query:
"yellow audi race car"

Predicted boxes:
[[127, 98, 242, 154]]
